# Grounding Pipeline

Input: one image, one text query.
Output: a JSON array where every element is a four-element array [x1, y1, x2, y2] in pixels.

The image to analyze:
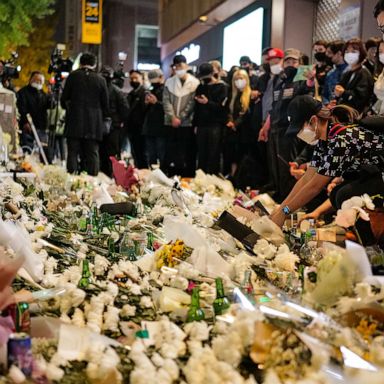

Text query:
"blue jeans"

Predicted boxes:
[[145, 136, 167, 168]]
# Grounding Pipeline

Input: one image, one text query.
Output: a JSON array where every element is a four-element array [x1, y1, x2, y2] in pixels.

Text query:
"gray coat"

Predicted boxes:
[[163, 74, 200, 127], [61, 68, 109, 141]]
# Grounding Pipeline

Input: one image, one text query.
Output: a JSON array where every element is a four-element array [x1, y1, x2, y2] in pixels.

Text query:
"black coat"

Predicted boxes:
[[193, 81, 228, 127], [17, 85, 53, 131], [337, 66, 374, 113], [106, 81, 129, 129], [142, 84, 167, 137], [126, 85, 146, 134], [61, 68, 109, 141]]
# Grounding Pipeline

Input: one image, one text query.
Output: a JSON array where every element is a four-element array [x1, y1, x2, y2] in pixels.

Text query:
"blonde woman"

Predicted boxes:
[[223, 69, 252, 179]]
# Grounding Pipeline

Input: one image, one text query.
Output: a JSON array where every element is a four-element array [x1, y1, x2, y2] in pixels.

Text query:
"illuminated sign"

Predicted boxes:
[[176, 43, 201, 64], [137, 63, 161, 71], [82, 0, 103, 44]]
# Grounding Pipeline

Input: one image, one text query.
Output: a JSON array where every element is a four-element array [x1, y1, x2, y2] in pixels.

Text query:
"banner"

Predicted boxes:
[[82, 0, 103, 44]]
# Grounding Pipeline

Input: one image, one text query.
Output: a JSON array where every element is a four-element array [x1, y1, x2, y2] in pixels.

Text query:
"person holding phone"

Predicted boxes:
[[193, 63, 228, 175]]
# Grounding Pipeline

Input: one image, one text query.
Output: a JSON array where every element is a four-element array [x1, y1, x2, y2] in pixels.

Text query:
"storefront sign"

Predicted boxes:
[[339, 5, 361, 41], [82, 0, 103, 44], [176, 43, 201, 64]]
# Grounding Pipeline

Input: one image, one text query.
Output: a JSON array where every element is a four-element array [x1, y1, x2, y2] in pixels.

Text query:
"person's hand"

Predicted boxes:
[[171, 116, 181, 128], [258, 127, 269, 142], [303, 67, 316, 80], [298, 210, 320, 224], [145, 93, 158, 105], [289, 161, 299, 173], [327, 177, 343, 195], [269, 209, 286, 228], [226, 121, 236, 131], [251, 90, 261, 100], [327, 100, 337, 108], [195, 94, 208, 104], [334, 85, 345, 97], [23, 123, 32, 134]]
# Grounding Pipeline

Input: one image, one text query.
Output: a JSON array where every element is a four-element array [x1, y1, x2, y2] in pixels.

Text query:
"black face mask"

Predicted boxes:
[[284, 66, 298, 80], [151, 82, 162, 89], [314, 52, 327, 63], [130, 81, 141, 89]]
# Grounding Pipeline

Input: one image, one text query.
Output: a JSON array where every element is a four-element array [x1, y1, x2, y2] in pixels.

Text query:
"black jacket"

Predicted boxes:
[[142, 84, 167, 137], [193, 81, 228, 127], [61, 68, 109, 141], [126, 85, 146, 134], [106, 81, 129, 129], [270, 73, 314, 133], [17, 85, 53, 131], [337, 66, 374, 113]]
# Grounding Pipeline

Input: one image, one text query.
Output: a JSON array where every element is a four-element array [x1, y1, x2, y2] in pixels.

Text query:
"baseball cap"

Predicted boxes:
[[148, 68, 163, 82], [173, 55, 187, 65], [286, 95, 322, 136], [284, 48, 301, 61], [198, 62, 213, 79], [239, 55, 252, 64], [267, 48, 284, 60]]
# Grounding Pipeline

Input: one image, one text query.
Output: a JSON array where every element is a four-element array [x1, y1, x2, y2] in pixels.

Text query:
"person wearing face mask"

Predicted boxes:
[[17, 71, 55, 155], [193, 63, 228, 175], [163, 54, 200, 177], [371, 40, 384, 115], [99, 66, 130, 176], [61, 52, 109, 175], [223, 69, 252, 182], [142, 69, 167, 169], [239, 56, 259, 90], [270, 95, 384, 228], [365, 37, 380, 76], [322, 40, 348, 105], [313, 40, 332, 97], [334, 38, 374, 114], [124, 69, 147, 169], [209, 60, 227, 83], [259, 48, 315, 202]]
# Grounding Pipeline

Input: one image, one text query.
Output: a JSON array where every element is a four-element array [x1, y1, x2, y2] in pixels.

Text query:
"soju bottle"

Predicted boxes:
[[213, 278, 230, 315], [108, 237, 115, 257], [91, 204, 99, 232], [78, 259, 92, 288], [186, 287, 205, 322], [120, 231, 137, 261], [86, 210, 93, 236], [147, 232, 154, 251], [300, 231, 314, 264]]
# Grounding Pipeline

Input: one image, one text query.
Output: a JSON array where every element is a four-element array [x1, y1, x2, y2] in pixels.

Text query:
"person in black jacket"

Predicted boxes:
[[335, 38, 374, 114], [61, 53, 108, 176], [258, 49, 315, 202], [126, 69, 147, 169], [99, 66, 130, 176], [17, 71, 54, 154], [194, 63, 228, 175], [142, 69, 167, 169]]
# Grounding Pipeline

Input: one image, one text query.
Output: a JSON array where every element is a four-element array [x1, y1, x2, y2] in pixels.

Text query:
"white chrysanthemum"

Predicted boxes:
[[8, 365, 26, 383], [140, 296, 153, 308], [130, 284, 142, 295], [184, 321, 211, 341], [45, 363, 65, 381], [273, 245, 299, 272], [72, 308, 86, 327], [121, 304, 136, 317], [103, 306, 120, 332], [94, 255, 110, 276], [253, 239, 277, 259]]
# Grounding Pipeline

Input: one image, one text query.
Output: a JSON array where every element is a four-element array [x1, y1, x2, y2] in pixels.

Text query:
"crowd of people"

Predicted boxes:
[[1, 2, 383, 232]]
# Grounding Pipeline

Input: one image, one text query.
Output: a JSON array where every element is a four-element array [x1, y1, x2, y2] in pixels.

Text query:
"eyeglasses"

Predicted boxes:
[[377, 25, 384, 33]]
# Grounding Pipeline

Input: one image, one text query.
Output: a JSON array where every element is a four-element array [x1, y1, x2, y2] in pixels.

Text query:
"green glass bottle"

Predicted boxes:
[[120, 231, 137, 261], [240, 270, 254, 295], [213, 278, 230, 315], [147, 232, 154, 251], [108, 237, 115, 257], [186, 287, 205, 322], [78, 259, 92, 288]]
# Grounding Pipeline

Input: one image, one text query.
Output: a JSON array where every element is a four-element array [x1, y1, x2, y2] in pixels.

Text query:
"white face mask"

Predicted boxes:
[[379, 53, 384, 65], [297, 124, 318, 146], [344, 52, 359, 66], [175, 69, 187, 78], [235, 78, 246, 90], [270, 63, 282, 75], [31, 82, 43, 91]]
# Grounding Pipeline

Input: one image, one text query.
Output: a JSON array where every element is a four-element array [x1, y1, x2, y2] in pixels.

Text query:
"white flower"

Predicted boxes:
[[273, 245, 299, 272], [140, 296, 153, 308], [341, 196, 364, 210], [253, 239, 277, 259], [184, 321, 211, 341], [131, 284, 142, 295], [94, 255, 110, 276], [103, 306, 120, 332], [362, 193, 375, 210], [45, 363, 65, 381], [8, 365, 26, 383], [72, 308, 86, 327], [151, 352, 165, 367], [107, 282, 119, 298], [335, 208, 358, 227], [121, 304, 136, 317], [171, 275, 189, 291]]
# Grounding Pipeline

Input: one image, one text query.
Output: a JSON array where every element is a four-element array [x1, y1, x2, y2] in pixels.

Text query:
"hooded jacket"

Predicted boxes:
[[163, 74, 200, 127]]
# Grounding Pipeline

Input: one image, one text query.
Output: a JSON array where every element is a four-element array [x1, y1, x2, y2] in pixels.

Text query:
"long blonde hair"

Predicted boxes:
[[230, 69, 251, 115]]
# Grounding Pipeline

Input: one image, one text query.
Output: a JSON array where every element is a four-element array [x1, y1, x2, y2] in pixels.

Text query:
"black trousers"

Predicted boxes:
[[269, 129, 304, 203], [128, 132, 147, 169], [145, 136, 167, 169], [100, 129, 122, 177], [196, 124, 222, 175], [67, 138, 100, 176], [165, 126, 196, 177]]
